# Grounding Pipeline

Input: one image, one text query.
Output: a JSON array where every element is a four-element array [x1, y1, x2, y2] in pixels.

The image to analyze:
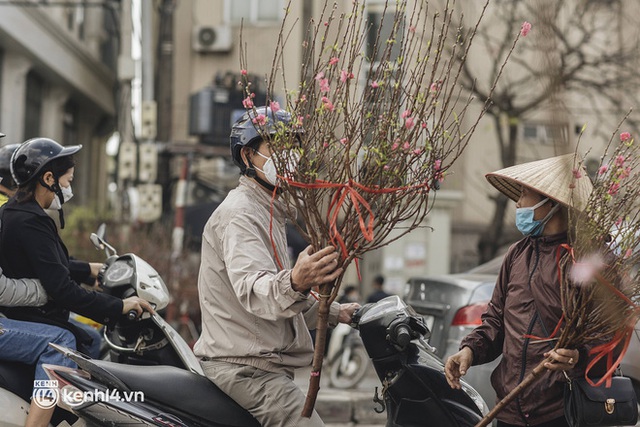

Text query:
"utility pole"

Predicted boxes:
[[156, 0, 175, 215], [157, 0, 174, 143], [137, 0, 162, 223], [116, 0, 136, 234]]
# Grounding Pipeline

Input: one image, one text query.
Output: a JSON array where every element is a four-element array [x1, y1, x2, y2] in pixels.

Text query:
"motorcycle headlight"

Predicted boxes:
[[460, 379, 489, 416]]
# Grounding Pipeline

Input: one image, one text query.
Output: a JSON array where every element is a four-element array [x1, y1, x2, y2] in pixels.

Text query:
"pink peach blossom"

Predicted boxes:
[[242, 96, 254, 109], [434, 159, 442, 170], [520, 21, 532, 37], [320, 79, 330, 93], [340, 138, 348, 145], [269, 101, 280, 112], [383, 165, 390, 171], [608, 182, 620, 195], [617, 167, 631, 179], [241, 69, 248, 76], [620, 132, 631, 142], [413, 148, 422, 155], [321, 96, 335, 112], [403, 142, 410, 150], [370, 81, 379, 89], [315, 71, 325, 81], [624, 248, 633, 259], [405, 117, 415, 129], [329, 57, 339, 66], [401, 110, 411, 119], [391, 142, 399, 150], [598, 165, 609, 175], [572, 169, 582, 179], [252, 114, 267, 126], [340, 70, 354, 83], [569, 254, 604, 284], [615, 155, 626, 167]]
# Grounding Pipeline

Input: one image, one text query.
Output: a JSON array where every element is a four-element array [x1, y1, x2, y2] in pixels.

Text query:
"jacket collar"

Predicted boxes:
[[239, 176, 289, 217], [527, 231, 568, 246], [3, 197, 50, 219]]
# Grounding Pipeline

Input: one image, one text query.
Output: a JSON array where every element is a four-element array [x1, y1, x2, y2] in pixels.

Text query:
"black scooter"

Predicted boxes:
[[354, 295, 489, 427], [40, 295, 487, 426]]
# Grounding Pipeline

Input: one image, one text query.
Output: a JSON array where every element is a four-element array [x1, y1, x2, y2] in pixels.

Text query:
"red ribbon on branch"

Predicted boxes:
[[552, 243, 638, 387], [585, 272, 638, 387], [268, 177, 429, 277], [284, 178, 429, 260]]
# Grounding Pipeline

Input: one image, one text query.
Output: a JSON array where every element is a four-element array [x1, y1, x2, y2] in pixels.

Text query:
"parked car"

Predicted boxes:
[[403, 256, 640, 416], [403, 269, 501, 411]]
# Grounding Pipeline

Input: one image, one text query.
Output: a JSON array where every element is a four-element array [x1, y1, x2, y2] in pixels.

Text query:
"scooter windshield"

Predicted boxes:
[[359, 295, 408, 324]]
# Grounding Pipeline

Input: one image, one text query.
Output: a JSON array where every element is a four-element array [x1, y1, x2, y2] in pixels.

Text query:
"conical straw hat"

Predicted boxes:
[[485, 153, 593, 211]]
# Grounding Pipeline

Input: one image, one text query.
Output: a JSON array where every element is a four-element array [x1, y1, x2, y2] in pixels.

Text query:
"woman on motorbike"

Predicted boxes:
[[0, 137, 154, 427]]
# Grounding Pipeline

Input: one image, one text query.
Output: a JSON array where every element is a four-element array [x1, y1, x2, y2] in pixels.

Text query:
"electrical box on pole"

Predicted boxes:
[[118, 141, 138, 181], [140, 100, 157, 141], [136, 183, 163, 223], [138, 142, 158, 183]]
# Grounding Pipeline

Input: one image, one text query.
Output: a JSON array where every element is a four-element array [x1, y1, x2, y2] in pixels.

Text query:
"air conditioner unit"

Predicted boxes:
[[193, 25, 233, 53]]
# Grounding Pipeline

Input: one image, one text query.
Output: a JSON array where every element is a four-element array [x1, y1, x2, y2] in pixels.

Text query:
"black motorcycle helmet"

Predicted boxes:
[[0, 143, 21, 190], [230, 106, 302, 174], [10, 137, 82, 187]]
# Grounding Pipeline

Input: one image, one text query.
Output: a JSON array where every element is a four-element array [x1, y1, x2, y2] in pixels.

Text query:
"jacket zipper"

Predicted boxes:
[[516, 239, 541, 426]]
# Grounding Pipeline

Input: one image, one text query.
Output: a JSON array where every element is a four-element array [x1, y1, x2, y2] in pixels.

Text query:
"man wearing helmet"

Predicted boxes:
[[445, 154, 593, 427], [0, 141, 20, 205], [194, 107, 360, 426], [0, 137, 154, 427], [0, 133, 50, 306]]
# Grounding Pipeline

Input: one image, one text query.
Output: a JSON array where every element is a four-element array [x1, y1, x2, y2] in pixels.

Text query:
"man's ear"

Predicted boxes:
[[241, 147, 255, 171]]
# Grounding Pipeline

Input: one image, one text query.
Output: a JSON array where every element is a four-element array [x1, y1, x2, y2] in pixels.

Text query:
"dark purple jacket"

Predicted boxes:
[[461, 232, 586, 425]]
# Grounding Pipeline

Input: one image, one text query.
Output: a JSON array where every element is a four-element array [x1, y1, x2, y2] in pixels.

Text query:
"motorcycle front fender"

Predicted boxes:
[[150, 313, 204, 375]]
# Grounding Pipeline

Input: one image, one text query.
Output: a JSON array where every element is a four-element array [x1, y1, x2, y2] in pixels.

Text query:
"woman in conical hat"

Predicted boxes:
[[445, 154, 593, 427]]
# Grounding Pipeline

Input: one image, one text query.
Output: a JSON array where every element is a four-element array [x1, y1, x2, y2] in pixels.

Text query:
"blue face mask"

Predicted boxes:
[[515, 198, 550, 237]]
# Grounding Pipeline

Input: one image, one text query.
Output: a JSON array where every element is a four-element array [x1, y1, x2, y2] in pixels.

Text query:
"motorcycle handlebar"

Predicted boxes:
[[394, 324, 412, 348], [127, 310, 139, 321]]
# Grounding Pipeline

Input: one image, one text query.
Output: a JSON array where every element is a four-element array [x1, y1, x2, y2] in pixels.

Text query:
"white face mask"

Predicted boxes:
[[253, 150, 300, 186], [48, 184, 73, 210]]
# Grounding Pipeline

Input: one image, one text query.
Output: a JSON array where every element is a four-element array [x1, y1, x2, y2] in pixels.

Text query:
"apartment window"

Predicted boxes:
[[24, 71, 44, 140], [226, 0, 284, 24], [522, 122, 568, 145], [366, 3, 405, 64], [65, 1, 87, 40], [63, 100, 79, 148]]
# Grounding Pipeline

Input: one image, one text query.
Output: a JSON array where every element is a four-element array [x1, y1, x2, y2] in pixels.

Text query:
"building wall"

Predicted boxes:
[[0, 3, 117, 209], [169, 0, 640, 295]]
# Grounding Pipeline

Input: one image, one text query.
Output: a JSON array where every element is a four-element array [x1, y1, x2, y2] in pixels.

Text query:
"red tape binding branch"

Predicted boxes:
[[553, 243, 638, 387], [267, 177, 429, 278]]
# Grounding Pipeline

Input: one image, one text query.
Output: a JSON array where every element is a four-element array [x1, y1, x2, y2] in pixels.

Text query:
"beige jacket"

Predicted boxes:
[[193, 177, 339, 375]]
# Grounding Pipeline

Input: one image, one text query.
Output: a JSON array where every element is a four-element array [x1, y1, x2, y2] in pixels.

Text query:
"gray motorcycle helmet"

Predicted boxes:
[[229, 106, 302, 174], [10, 137, 82, 186], [0, 144, 21, 189]]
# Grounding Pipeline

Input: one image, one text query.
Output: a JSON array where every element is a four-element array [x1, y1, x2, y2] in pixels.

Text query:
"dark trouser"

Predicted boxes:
[[497, 416, 569, 427]]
